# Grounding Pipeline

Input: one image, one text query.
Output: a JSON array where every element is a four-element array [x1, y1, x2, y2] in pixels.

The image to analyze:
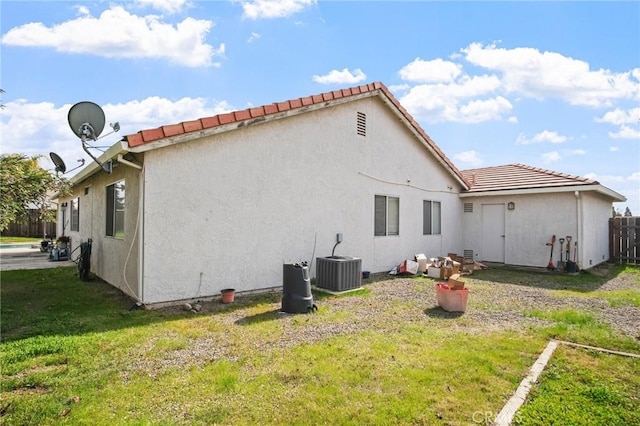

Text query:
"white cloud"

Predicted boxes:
[[241, 0, 316, 20], [610, 146, 619, 152], [584, 172, 626, 184], [453, 150, 483, 167], [628, 172, 640, 181], [608, 125, 640, 140], [0, 97, 233, 175], [398, 75, 504, 123], [596, 107, 640, 140], [136, 0, 189, 14], [74, 5, 90, 16], [517, 130, 568, 145], [398, 58, 462, 83], [388, 84, 410, 93], [541, 151, 561, 164], [595, 107, 640, 125], [456, 96, 512, 124], [1, 6, 223, 68], [566, 149, 586, 155], [532, 130, 568, 144], [461, 42, 640, 107], [247, 32, 261, 43], [507, 116, 518, 123], [312, 68, 366, 84]]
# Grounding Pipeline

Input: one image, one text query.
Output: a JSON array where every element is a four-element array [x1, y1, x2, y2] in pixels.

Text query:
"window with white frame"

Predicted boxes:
[[423, 200, 441, 235], [375, 195, 399, 236], [70, 197, 79, 232], [106, 180, 125, 238]]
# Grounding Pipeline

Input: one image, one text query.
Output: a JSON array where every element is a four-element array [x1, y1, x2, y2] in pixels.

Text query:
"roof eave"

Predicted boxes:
[[459, 184, 626, 202], [68, 141, 130, 187]]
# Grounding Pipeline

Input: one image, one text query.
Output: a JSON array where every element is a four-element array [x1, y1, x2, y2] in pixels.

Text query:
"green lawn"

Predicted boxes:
[[1, 265, 638, 425]]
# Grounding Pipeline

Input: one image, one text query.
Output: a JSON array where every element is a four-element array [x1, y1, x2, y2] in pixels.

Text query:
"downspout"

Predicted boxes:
[[138, 163, 145, 303], [575, 191, 582, 269]]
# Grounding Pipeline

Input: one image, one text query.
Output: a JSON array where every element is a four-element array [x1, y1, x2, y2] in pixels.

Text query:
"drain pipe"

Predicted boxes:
[[575, 191, 582, 269]]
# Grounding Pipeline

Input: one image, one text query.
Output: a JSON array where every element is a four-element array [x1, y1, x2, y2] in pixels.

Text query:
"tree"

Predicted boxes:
[[0, 153, 69, 233], [624, 207, 633, 217]]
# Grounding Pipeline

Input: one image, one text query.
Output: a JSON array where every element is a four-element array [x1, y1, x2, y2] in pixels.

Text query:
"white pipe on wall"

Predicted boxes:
[[575, 191, 582, 268]]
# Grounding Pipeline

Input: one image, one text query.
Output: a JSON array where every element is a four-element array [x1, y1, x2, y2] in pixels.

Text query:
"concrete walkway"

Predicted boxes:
[[0, 244, 75, 271]]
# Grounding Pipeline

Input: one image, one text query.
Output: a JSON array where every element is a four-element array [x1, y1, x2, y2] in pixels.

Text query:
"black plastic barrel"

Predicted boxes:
[[281, 262, 316, 314]]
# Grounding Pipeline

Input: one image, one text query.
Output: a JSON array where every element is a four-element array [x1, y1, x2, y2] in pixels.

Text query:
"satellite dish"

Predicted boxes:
[[68, 101, 116, 174], [68, 101, 106, 141], [49, 152, 67, 174]]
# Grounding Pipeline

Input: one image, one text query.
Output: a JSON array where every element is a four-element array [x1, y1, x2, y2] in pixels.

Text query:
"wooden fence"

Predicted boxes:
[[2, 210, 56, 239], [609, 216, 640, 265]]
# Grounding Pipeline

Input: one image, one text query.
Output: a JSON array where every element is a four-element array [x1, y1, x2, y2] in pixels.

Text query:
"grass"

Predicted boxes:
[[514, 345, 640, 426], [1, 264, 639, 425]]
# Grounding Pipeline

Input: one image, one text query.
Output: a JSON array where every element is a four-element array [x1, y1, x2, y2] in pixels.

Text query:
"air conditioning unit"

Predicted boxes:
[[316, 256, 362, 292]]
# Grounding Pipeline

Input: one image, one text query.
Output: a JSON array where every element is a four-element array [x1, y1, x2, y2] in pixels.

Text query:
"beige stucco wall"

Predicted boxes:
[[579, 191, 613, 268], [461, 190, 614, 268], [59, 160, 142, 300], [140, 97, 464, 304]]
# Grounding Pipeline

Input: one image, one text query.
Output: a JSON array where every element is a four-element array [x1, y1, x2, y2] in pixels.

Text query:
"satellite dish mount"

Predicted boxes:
[[68, 101, 120, 173]]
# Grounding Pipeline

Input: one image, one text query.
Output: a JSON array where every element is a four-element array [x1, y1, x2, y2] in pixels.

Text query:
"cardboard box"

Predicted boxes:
[[427, 265, 460, 280], [399, 259, 419, 275], [448, 273, 465, 289], [427, 266, 442, 279], [415, 254, 428, 273]]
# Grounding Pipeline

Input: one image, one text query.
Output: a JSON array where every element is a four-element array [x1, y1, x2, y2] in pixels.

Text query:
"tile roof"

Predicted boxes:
[[123, 81, 468, 188], [460, 163, 598, 193]]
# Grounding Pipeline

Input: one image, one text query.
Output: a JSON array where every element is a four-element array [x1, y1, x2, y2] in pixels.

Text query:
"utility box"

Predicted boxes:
[[316, 256, 362, 292]]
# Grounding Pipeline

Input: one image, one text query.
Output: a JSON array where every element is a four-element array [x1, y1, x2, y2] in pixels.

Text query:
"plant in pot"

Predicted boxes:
[[220, 289, 235, 304]]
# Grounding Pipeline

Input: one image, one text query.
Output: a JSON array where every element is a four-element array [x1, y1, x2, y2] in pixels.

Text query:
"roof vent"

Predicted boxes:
[[356, 112, 366, 137]]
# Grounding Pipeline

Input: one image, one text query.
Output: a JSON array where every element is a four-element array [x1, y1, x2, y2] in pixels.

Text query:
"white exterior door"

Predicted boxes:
[[481, 204, 505, 263]]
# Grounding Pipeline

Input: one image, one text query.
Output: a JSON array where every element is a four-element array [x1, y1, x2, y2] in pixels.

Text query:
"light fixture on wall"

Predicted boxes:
[[507, 202, 515, 210]]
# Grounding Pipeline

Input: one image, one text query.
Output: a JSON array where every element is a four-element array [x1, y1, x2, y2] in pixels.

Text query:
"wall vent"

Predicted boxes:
[[464, 203, 473, 213], [463, 250, 474, 260], [356, 112, 366, 137]]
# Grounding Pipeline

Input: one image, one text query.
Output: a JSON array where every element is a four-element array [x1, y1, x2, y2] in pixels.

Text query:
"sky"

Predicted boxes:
[[1, 0, 639, 213]]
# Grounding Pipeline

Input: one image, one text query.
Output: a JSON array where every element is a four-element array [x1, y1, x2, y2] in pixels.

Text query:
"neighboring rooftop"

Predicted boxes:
[[461, 163, 598, 193]]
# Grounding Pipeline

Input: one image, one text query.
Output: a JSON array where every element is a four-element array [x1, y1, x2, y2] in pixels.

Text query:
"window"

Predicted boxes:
[[423, 200, 441, 235], [375, 195, 399, 236], [70, 197, 79, 232], [106, 180, 125, 238]]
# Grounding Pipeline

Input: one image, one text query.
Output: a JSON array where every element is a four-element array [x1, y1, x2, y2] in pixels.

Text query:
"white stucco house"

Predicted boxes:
[[57, 82, 625, 306]]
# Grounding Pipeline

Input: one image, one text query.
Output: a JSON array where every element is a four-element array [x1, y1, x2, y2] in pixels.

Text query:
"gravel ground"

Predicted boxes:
[[126, 265, 639, 377]]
